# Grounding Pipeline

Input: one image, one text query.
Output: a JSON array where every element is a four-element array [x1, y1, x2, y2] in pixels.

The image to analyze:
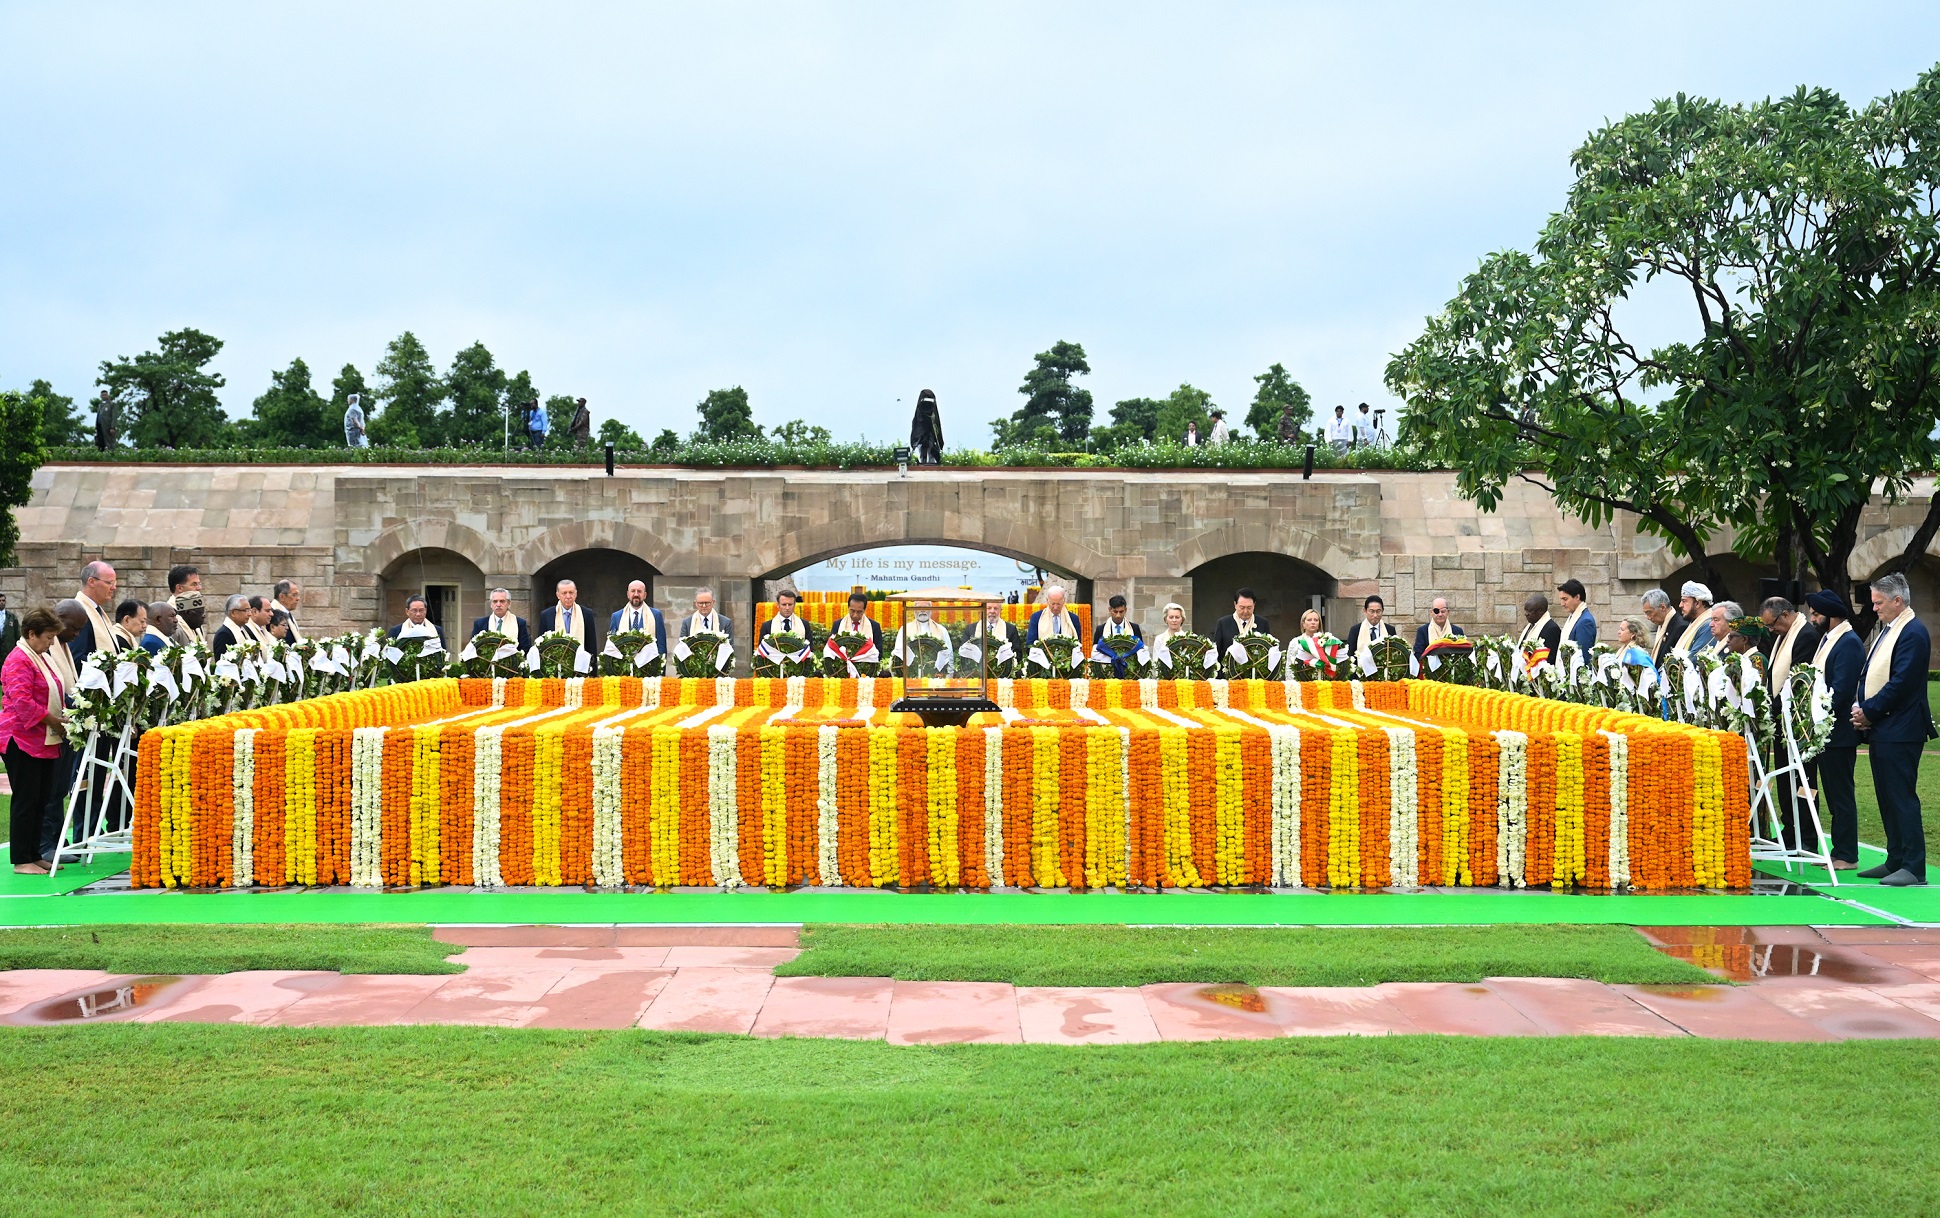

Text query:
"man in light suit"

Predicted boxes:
[[678, 587, 731, 639], [1211, 587, 1271, 654], [1852, 572, 1935, 886], [610, 580, 668, 655], [1026, 585, 1081, 643], [470, 587, 532, 651], [1806, 590, 1865, 869]]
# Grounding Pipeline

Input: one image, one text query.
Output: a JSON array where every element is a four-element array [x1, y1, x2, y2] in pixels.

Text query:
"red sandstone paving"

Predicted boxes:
[[400, 966, 578, 1027], [751, 975, 894, 1040], [1257, 986, 1420, 1036], [1844, 944, 1940, 980], [519, 969, 674, 1030], [886, 981, 1021, 1045], [1482, 977, 1686, 1037], [1869, 981, 1940, 1022], [1617, 984, 1838, 1042], [268, 975, 456, 1027], [133, 971, 335, 1026], [0, 970, 116, 1018], [635, 966, 774, 1034], [663, 945, 800, 968], [1376, 982, 1545, 1037], [449, 946, 672, 970], [433, 925, 617, 948], [1818, 927, 1940, 946], [1014, 987, 1161, 1045], [615, 926, 799, 948], [1749, 982, 1940, 1040], [1140, 983, 1291, 1041]]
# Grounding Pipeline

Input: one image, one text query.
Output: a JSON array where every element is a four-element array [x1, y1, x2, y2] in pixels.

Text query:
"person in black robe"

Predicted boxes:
[[569, 398, 592, 446], [910, 389, 943, 465]]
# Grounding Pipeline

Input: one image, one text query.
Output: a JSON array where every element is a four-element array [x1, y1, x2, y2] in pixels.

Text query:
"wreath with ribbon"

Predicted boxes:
[[753, 630, 816, 678], [382, 635, 447, 685], [1417, 635, 1474, 684], [957, 630, 1015, 679], [1155, 632, 1216, 681], [529, 631, 588, 679], [600, 629, 665, 677], [674, 631, 733, 678], [1026, 634, 1085, 679], [1088, 632, 1148, 680], [822, 630, 883, 678], [461, 630, 525, 679], [1222, 633, 1282, 680], [1365, 635, 1413, 683], [897, 631, 954, 679], [1285, 633, 1347, 681], [1783, 664, 1834, 763]]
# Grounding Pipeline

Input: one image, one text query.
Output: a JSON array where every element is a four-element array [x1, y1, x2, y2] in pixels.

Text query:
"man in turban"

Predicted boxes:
[[1672, 581, 1715, 655]]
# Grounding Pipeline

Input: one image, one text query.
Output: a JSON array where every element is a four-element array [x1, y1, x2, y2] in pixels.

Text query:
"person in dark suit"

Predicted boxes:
[[470, 587, 533, 651], [611, 580, 669, 655], [1515, 593, 1562, 670], [1210, 587, 1271, 654], [387, 594, 447, 651], [1342, 594, 1394, 662], [1412, 597, 1466, 658], [1091, 594, 1144, 676], [755, 589, 808, 648], [675, 588, 730, 641], [1851, 573, 1935, 886], [1641, 589, 1687, 667], [537, 579, 598, 653], [1025, 586, 1082, 644], [0, 592, 19, 661], [139, 602, 177, 656], [966, 600, 1020, 661], [827, 592, 886, 660], [210, 595, 252, 660], [1806, 590, 1865, 868], [1759, 594, 1824, 853], [1555, 579, 1598, 654]]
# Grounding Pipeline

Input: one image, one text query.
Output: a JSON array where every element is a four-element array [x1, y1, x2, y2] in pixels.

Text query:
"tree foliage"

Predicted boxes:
[[1247, 363, 1312, 440], [444, 342, 507, 446], [598, 418, 646, 449], [0, 390, 47, 566], [995, 341, 1093, 446], [245, 357, 335, 447], [96, 328, 230, 448], [27, 379, 86, 447], [1154, 383, 1214, 443], [773, 418, 832, 445], [695, 385, 759, 441], [369, 331, 446, 448], [1386, 69, 1940, 600]]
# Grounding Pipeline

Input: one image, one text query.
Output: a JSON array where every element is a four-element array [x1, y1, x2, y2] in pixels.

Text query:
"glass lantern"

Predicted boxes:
[[884, 587, 1002, 726]]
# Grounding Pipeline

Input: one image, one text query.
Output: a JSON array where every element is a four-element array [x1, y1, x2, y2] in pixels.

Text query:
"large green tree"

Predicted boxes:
[[246, 357, 335, 447], [96, 328, 230, 448], [1247, 363, 1312, 442], [0, 390, 46, 565], [444, 342, 508, 446], [369, 332, 446, 447], [28, 379, 86, 446], [1386, 70, 1940, 602], [995, 341, 1093, 446], [1155, 383, 1214, 444], [695, 386, 759, 441]]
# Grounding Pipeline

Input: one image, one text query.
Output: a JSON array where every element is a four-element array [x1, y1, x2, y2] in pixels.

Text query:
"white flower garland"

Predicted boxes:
[[714, 675, 736, 709], [490, 676, 508, 708], [590, 725, 625, 888], [816, 725, 841, 884], [994, 678, 1015, 711], [563, 678, 585, 710], [472, 726, 505, 888], [984, 726, 1005, 887], [1210, 679, 1230, 711], [856, 675, 877, 721], [1348, 681, 1367, 711], [231, 729, 256, 887], [1494, 729, 1528, 888], [1600, 729, 1631, 889], [641, 677, 663, 711], [1137, 677, 1158, 710], [350, 726, 386, 887], [707, 725, 744, 888], [1268, 724, 1302, 887], [1069, 677, 1089, 710], [1385, 727, 1419, 889]]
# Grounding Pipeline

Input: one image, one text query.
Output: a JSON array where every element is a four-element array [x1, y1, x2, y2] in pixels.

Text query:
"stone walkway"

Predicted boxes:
[[4, 925, 1940, 1041]]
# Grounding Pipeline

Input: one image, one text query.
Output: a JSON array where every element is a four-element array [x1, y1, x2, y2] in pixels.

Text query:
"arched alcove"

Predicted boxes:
[[760, 542, 1091, 613], [532, 548, 659, 624], [380, 547, 487, 639], [1187, 552, 1337, 637]]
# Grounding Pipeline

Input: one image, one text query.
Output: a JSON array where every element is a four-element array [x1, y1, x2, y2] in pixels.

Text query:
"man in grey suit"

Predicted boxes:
[[678, 588, 732, 639]]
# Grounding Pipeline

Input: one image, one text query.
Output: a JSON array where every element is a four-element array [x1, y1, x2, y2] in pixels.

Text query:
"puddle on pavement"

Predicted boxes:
[[1652, 943, 1895, 984], [1195, 984, 1268, 1013], [19, 977, 180, 1024]]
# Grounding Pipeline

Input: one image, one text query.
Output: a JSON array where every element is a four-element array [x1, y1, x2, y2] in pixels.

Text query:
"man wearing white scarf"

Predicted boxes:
[[1516, 592, 1561, 671], [1806, 590, 1864, 869], [272, 580, 305, 642], [470, 587, 531, 651], [1673, 581, 1715, 655], [611, 580, 669, 656], [890, 607, 954, 673], [1554, 579, 1598, 654], [678, 588, 731, 639], [1851, 573, 1934, 886], [1026, 585, 1078, 643], [388, 594, 446, 651], [538, 579, 597, 652], [70, 560, 118, 670], [1342, 594, 1392, 666]]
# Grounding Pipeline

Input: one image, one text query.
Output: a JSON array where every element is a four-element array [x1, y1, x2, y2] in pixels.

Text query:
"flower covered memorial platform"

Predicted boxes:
[[132, 676, 1751, 893]]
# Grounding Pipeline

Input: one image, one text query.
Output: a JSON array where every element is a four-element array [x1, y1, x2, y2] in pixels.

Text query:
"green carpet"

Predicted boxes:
[[0, 852, 129, 898], [0, 885, 1893, 927], [1757, 842, 1940, 923]]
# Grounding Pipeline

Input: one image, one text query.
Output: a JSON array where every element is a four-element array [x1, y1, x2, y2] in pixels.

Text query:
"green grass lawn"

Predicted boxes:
[[0, 923, 462, 975], [0, 1026, 1932, 1215], [775, 924, 1715, 987], [1853, 748, 1940, 863]]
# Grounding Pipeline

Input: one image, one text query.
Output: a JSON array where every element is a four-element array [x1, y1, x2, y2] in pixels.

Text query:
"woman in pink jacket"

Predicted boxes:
[[2, 606, 71, 874]]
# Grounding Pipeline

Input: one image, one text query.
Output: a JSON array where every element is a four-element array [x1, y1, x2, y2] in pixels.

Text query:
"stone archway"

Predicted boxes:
[[532, 548, 659, 629], [379, 547, 487, 639], [1657, 554, 1777, 611], [1186, 551, 1337, 638]]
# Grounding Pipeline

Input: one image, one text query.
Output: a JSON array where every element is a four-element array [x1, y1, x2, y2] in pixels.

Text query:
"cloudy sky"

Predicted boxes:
[[3, 3, 1934, 445]]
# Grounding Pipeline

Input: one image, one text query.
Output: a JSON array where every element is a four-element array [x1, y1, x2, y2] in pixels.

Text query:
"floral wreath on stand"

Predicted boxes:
[[600, 629, 664, 677], [1366, 634, 1414, 683], [1087, 632, 1149, 680], [674, 631, 733, 678], [529, 631, 589, 679], [382, 635, 448, 685], [897, 631, 953, 680], [822, 630, 883, 678], [1783, 664, 1834, 762], [71, 648, 152, 739], [752, 630, 816, 678], [1418, 635, 1474, 684], [958, 630, 1015, 680], [461, 630, 527, 678], [261, 640, 302, 703], [352, 631, 387, 689], [1155, 632, 1217, 682], [1285, 632, 1347, 682], [1222, 633, 1282, 680], [1026, 634, 1085, 679]]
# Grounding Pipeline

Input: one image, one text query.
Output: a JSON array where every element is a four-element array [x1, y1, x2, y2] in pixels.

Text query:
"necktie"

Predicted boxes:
[[632, 610, 643, 632], [705, 615, 713, 633], [564, 610, 572, 634]]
